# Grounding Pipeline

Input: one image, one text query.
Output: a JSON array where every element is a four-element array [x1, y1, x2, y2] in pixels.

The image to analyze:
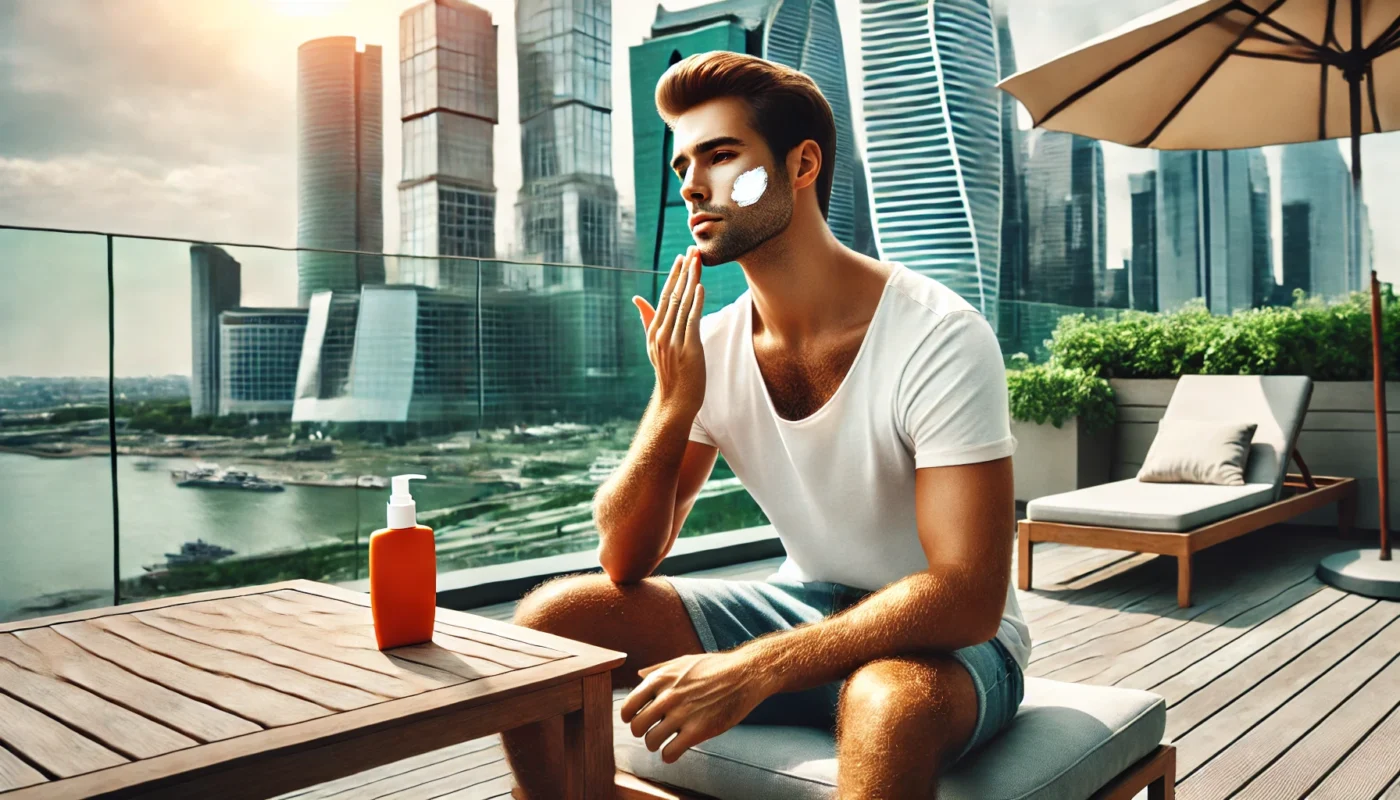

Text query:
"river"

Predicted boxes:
[[0, 452, 479, 621]]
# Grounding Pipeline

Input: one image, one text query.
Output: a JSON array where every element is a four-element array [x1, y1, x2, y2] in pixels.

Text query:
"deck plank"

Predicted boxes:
[[1230, 652, 1400, 799], [1307, 702, 1400, 800], [0, 743, 46, 792], [1176, 613, 1400, 792]]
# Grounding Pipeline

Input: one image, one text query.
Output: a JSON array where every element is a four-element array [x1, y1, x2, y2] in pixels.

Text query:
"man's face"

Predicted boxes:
[[669, 97, 793, 266]]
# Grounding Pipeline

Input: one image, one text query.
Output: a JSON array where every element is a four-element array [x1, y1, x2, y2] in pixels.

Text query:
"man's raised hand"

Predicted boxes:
[[632, 246, 706, 418]]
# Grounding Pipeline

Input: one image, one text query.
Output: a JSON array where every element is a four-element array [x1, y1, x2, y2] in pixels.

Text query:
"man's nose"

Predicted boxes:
[[680, 165, 708, 204]]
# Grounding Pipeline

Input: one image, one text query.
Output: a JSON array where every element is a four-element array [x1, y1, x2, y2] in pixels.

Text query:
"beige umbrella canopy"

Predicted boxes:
[[1000, 0, 1399, 149], [998, 0, 1399, 596]]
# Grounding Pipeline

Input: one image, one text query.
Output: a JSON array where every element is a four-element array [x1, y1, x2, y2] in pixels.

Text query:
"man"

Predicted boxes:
[[503, 50, 1029, 799]]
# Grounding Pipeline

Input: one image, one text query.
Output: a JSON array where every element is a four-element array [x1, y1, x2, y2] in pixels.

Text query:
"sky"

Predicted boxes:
[[2, 0, 1399, 377]]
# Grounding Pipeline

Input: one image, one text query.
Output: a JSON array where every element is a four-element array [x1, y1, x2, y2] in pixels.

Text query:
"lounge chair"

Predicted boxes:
[[1020, 375, 1357, 608], [613, 680, 1175, 799]]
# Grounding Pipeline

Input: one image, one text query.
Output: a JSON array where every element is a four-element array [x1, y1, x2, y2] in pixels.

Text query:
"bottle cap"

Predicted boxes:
[[387, 474, 426, 529]]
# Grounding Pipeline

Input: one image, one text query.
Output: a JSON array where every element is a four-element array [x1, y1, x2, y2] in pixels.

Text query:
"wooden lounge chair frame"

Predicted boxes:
[[615, 744, 1179, 799], [1018, 450, 1358, 608]]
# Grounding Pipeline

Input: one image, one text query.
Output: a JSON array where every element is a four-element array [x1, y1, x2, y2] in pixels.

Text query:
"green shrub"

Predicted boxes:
[[1047, 290, 1398, 381], [1006, 363, 1116, 433]]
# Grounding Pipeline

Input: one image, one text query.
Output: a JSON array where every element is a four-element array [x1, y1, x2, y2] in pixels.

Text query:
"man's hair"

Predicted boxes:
[[656, 51, 836, 219]]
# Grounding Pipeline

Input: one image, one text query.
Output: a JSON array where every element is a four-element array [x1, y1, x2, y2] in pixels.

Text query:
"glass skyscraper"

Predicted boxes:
[[515, 0, 619, 275], [190, 245, 241, 418], [219, 309, 309, 417], [1129, 170, 1158, 312], [398, 0, 499, 292], [1023, 130, 1103, 309], [858, 0, 1002, 326], [1156, 149, 1259, 313], [296, 37, 385, 307], [628, 0, 876, 315], [1281, 140, 1356, 301]]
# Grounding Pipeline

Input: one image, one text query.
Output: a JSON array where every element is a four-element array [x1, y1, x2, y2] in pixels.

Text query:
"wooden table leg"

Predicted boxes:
[[1018, 525, 1033, 591], [564, 672, 614, 800]]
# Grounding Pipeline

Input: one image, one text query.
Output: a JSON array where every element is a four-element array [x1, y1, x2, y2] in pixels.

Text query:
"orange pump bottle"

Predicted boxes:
[[369, 474, 436, 650]]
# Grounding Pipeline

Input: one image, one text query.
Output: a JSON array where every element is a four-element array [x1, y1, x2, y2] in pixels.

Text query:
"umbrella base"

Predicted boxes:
[[1317, 549, 1400, 601]]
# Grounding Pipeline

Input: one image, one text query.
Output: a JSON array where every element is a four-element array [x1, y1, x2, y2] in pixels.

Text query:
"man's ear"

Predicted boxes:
[[790, 140, 822, 192]]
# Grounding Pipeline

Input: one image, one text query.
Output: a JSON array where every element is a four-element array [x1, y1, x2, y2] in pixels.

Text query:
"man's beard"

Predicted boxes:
[[697, 172, 793, 265]]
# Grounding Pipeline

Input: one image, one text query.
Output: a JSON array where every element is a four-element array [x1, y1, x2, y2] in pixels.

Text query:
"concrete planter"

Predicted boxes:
[[1111, 378, 1400, 531], [1011, 417, 1114, 503]]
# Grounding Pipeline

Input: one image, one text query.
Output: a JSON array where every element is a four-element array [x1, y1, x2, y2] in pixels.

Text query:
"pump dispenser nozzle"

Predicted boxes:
[[387, 474, 426, 529]]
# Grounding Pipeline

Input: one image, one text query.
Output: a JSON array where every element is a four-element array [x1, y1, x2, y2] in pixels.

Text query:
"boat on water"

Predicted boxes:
[[356, 475, 387, 489], [132, 458, 158, 471], [143, 539, 237, 572], [171, 464, 284, 492]]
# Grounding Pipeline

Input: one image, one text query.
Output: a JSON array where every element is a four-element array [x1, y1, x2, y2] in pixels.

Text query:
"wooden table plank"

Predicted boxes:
[[140, 607, 427, 699], [1173, 602, 1400, 774], [0, 692, 127, 778], [4, 630, 259, 743], [433, 623, 566, 660], [1307, 702, 1400, 800], [214, 597, 466, 690], [50, 620, 327, 728], [0, 745, 45, 793], [0, 657, 196, 760], [1231, 649, 1400, 799], [91, 615, 384, 712]]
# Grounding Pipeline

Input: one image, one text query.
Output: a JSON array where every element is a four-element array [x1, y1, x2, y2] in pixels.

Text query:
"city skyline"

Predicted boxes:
[[3, 0, 1400, 378]]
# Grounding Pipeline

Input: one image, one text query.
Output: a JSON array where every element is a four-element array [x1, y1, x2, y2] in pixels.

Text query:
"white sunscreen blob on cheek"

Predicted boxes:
[[731, 166, 768, 207]]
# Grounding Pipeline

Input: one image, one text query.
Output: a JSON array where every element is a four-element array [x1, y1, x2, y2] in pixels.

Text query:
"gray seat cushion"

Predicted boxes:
[[614, 677, 1167, 800], [1026, 478, 1276, 532]]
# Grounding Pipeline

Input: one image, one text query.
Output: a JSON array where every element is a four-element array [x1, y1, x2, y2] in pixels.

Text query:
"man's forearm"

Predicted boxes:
[[741, 567, 1006, 695], [594, 390, 695, 582]]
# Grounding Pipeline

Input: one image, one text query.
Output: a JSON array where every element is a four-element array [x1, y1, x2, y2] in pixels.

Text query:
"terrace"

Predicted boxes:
[[0, 226, 1396, 798]]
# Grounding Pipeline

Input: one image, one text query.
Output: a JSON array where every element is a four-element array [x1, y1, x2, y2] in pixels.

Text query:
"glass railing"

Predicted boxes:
[[0, 226, 777, 621], [0, 224, 1148, 621]]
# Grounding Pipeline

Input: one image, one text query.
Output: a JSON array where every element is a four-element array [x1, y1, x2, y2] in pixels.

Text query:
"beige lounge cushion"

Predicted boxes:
[[1026, 478, 1276, 532], [1137, 419, 1258, 486]]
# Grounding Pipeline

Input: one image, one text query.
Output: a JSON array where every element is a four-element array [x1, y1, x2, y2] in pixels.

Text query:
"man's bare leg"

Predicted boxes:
[[835, 655, 980, 800], [503, 573, 704, 799]]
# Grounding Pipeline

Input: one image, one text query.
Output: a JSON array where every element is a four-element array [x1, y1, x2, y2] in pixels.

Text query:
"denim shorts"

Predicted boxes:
[[665, 573, 1025, 766]]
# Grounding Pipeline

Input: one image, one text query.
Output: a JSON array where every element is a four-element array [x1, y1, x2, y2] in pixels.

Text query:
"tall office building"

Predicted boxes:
[[398, 0, 499, 293], [297, 37, 385, 306], [1280, 201, 1311, 303], [219, 309, 309, 417], [1024, 130, 1103, 308], [859, 0, 1002, 324], [190, 245, 242, 418], [1248, 149, 1276, 308], [293, 286, 477, 426], [1281, 140, 1352, 301], [994, 2, 1027, 306], [628, 0, 876, 314], [516, 0, 618, 275], [1128, 170, 1158, 312], [1155, 149, 1258, 313]]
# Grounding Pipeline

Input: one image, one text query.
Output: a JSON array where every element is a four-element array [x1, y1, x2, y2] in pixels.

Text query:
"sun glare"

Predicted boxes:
[[269, 0, 349, 17]]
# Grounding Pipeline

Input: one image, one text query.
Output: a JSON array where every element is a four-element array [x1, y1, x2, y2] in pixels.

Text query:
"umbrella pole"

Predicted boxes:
[[1350, 80, 1392, 559]]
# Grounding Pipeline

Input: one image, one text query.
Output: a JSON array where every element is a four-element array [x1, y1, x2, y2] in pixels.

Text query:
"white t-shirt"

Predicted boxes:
[[687, 261, 1031, 670]]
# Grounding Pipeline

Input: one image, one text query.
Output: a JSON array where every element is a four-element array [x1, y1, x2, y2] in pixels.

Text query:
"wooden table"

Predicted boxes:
[[0, 579, 625, 799]]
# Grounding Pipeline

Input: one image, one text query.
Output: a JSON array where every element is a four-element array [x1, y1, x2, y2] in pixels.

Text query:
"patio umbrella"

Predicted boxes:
[[997, 0, 1399, 599]]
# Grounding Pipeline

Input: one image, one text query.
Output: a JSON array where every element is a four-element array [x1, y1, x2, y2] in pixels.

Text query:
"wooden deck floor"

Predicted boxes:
[[281, 528, 1400, 800]]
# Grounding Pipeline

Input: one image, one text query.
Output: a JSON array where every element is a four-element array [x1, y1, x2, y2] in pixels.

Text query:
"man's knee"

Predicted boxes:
[[512, 572, 658, 637], [841, 659, 935, 729]]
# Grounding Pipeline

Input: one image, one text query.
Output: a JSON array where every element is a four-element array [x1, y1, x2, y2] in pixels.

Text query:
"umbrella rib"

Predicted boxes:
[[1322, 0, 1340, 48], [1034, 0, 1241, 127], [1319, 62, 1330, 138], [1366, 63, 1382, 132], [1368, 15, 1400, 55], [1232, 50, 1324, 64], [1134, 0, 1294, 147], [1238, 9, 1326, 52]]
